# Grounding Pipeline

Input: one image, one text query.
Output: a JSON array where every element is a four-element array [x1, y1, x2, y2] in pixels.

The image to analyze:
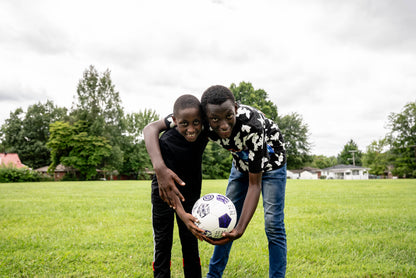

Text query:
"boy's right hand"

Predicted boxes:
[[155, 167, 186, 208]]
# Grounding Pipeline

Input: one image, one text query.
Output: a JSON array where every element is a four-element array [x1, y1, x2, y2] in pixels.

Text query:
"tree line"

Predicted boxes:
[[1, 66, 415, 180]]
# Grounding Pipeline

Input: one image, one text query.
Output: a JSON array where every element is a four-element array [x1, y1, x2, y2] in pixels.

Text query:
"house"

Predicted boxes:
[[287, 169, 300, 179], [321, 164, 369, 180], [287, 167, 322, 179], [0, 153, 27, 168], [35, 164, 77, 181]]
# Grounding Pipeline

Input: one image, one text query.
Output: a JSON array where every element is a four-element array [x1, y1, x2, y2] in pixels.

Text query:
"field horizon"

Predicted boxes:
[[1, 179, 415, 277]]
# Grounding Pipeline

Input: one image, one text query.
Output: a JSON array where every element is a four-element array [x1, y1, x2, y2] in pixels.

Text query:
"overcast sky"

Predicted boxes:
[[1, 0, 415, 157]]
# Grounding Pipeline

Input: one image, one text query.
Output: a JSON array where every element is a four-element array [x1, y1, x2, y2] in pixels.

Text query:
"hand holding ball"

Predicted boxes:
[[192, 193, 237, 239]]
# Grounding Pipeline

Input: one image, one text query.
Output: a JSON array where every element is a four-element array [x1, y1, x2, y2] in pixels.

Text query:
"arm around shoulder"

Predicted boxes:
[[143, 119, 186, 207], [143, 119, 168, 171]]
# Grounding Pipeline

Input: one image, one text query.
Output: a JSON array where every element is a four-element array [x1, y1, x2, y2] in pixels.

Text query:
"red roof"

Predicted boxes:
[[0, 153, 27, 168]]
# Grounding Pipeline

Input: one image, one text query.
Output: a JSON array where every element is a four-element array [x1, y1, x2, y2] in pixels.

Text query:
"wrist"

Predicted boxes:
[[153, 161, 167, 172], [234, 224, 245, 237]]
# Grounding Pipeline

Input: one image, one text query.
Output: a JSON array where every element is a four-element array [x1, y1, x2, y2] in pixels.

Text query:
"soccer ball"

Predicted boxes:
[[192, 193, 237, 239]]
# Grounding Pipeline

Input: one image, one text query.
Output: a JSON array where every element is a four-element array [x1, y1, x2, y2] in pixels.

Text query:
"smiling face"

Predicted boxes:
[[173, 107, 202, 142], [205, 99, 238, 139]]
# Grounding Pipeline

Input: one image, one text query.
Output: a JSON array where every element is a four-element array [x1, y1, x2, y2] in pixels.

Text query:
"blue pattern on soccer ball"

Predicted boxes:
[[216, 194, 229, 204], [197, 203, 210, 218], [218, 213, 232, 228]]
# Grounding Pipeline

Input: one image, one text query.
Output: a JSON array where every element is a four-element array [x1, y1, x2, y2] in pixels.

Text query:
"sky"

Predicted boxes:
[[1, 0, 415, 157]]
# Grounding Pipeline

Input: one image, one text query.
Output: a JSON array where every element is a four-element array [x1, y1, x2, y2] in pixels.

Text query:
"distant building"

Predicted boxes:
[[321, 164, 369, 180], [35, 164, 76, 181], [287, 167, 322, 180], [0, 153, 27, 168]]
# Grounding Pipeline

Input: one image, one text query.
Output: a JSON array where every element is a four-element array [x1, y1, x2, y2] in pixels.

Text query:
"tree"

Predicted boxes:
[[0, 101, 68, 169], [309, 155, 337, 169], [230, 81, 278, 121], [124, 109, 159, 142], [337, 139, 362, 166], [386, 101, 416, 177], [121, 110, 159, 178], [363, 138, 390, 176], [71, 65, 126, 174], [0, 108, 24, 154], [276, 112, 312, 169], [202, 142, 232, 179], [47, 121, 112, 180], [229, 81, 311, 170]]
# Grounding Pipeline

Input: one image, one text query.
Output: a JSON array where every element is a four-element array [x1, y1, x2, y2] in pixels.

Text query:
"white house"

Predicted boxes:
[[287, 167, 321, 179], [287, 170, 300, 179], [321, 164, 369, 180]]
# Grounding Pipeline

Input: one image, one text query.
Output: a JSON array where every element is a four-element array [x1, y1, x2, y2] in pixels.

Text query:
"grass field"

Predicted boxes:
[[1, 179, 415, 277]]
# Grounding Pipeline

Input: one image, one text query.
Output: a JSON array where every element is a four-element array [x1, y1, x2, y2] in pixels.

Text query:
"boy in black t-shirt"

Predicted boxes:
[[144, 94, 208, 278]]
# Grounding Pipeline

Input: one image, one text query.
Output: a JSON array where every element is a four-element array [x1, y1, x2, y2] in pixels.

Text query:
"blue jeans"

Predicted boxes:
[[207, 164, 287, 278]]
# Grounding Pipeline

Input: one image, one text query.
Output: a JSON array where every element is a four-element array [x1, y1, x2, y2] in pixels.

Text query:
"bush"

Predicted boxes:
[[0, 167, 53, 183]]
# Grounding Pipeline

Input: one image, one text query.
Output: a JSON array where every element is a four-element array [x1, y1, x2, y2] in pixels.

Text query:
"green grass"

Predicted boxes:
[[1, 179, 415, 277]]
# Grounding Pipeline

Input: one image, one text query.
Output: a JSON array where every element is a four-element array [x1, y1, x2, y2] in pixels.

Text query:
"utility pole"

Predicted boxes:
[[348, 150, 358, 166]]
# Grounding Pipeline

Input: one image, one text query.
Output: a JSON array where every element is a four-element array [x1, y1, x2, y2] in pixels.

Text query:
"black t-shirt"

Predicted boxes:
[[151, 118, 208, 202]]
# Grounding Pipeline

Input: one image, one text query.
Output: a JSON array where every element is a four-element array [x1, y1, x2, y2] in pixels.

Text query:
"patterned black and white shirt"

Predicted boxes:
[[207, 104, 286, 173], [164, 104, 286, 173]]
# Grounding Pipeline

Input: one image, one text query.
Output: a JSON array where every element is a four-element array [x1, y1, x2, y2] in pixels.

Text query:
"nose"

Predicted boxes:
[[219, 120, 228, 130]]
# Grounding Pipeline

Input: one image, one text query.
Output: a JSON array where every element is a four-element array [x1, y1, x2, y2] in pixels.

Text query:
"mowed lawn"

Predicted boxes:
[[1, 179, 415, 277]]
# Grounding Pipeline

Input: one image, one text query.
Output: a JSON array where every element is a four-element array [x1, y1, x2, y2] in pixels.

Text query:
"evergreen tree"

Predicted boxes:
[[337, 139, 362, 166]]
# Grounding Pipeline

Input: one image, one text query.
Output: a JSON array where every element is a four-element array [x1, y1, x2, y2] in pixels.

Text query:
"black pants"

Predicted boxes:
[[152, 187, 201, 278]]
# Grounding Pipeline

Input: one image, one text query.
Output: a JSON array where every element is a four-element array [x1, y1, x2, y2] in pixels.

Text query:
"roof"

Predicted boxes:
[[322, 164, 369, 171], [288, 167, 321, 174], [35, 164, 74, 172], [0, 153, 27, 168]]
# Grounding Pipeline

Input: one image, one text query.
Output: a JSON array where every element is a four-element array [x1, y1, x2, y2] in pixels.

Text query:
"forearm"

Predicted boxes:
[[143, 120, 167, 171], [172, 196, 187, 220]]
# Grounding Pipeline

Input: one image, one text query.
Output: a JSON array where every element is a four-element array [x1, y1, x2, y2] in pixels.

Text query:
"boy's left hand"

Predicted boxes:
[[181, 213, 208, 241], [204, 229, 242, 245]]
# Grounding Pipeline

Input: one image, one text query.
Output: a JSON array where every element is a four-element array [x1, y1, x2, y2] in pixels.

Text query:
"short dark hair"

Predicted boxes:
[[173, 94, 201, 116], [200, 85, 235, 113]]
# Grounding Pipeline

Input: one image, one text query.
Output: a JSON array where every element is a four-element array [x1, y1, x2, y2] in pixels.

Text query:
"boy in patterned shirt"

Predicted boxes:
[[145, 85, 287, 278], [201, 85, 287, 278]]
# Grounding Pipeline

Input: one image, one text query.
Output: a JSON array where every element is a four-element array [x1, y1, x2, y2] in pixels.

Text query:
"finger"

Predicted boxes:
[[168, 185, 185, 202], [194, 232, 205, 241], [205, 237, 225, 245], [167, 196, 177, 209], [195, 227, 205, 234], [176, 191, 185, 202], [172, 173, 186, 186], [222, 232, 230, 238], [159, 188, 168, 203]]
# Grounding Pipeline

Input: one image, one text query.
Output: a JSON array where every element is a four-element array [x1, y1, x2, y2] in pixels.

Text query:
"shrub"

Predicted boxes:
[[0, 167, 53, 183]]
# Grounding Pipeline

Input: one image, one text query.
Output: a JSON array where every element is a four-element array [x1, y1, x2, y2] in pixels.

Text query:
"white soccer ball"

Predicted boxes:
[[192, 193, 237, 239]]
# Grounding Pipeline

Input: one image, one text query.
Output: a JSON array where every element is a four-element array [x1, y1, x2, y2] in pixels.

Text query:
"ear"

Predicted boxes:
[[172, 115, 177, 125], [234, 102, 238, 113]]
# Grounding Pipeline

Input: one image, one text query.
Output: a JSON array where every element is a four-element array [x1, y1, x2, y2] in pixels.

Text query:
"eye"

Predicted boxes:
[[210, 117, 219, 123], [226, 114, 234, 120], [193, 120, 200, 126], [180, 121, 189, 127]]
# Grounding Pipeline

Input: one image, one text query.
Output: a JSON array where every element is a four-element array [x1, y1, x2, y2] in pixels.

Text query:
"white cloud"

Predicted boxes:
[[0, 0, 415, 157]]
